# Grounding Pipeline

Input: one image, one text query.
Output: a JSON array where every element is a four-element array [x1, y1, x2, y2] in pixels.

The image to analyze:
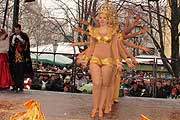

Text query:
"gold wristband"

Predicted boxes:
[[125, 58, 129, 62], [115, 58, 120, 64]]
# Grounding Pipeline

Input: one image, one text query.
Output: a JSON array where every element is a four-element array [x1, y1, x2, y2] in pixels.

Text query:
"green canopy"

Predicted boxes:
[[31, 53, 73, 66]]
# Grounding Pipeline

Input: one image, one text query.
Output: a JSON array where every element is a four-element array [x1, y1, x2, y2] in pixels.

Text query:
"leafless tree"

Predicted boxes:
[[133, 0, 180, 78], [1, 0, 179, 77]]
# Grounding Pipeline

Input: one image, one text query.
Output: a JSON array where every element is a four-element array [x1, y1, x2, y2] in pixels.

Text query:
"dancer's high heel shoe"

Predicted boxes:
[[98, 110, 103, 118], [104, 106, 111, 114], [90, 109, 97, 118]]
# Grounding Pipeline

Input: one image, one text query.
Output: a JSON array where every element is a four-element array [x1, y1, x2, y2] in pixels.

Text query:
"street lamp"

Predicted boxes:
[[53, 40, 58, 65]]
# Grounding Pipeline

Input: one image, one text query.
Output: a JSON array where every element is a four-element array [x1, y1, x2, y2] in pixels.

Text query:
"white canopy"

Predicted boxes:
[[30, 42, 77, 65], [135, 55, 163, 64], [30, 42, 80, 54]]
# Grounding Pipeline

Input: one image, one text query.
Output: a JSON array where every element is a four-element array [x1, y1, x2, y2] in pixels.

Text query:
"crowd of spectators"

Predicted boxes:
[[25, 62, 180, 99], [120, 70, 180, 99], [30, 62, 91, 93]]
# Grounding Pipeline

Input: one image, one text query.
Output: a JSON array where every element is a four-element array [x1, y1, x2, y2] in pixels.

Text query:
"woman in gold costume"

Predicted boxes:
[[75, 1, 133, 118], [73, 14, 150, 111], [81, 2, 127, 118], [72, 0, 150, 118]]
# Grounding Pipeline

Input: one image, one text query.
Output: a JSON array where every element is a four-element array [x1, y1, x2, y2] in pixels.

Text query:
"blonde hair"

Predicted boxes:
[[98, 0, 119, 29]]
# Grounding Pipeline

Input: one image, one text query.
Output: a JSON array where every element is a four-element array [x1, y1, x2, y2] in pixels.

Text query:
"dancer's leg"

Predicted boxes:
[[90, 63, 102, 117], [99, 65, 113, 117], [113, 71, 122, 103], [104, 67, 116, 113]]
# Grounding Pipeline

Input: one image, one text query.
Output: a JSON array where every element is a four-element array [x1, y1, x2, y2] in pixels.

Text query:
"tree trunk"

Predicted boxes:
[[170, 0, 180, 78]]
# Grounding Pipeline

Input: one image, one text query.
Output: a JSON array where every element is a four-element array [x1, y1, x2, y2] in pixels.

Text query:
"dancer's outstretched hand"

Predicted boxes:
[[80, 20, 89, 26], [77, 57, 88, 69], [74, 27, 89, 36], [134, 15, 142, 25], [76, 51, 88, 69], [81, 60, 88, 69], [74, 27, 83, 33], [140, 46, 153, 54], [131, 57, 138, 65], [116, 62, 124, 70], [70, 42, 78, 46], [126, 59, 136, 69], [135, 14, 142, 21]]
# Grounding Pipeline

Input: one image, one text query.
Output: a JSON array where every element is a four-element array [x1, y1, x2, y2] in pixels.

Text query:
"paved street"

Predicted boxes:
[[0, 90, 180, 120]]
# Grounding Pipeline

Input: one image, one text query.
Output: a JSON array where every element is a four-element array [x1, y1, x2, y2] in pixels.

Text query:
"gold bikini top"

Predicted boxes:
[[88, 26, 116, 44]]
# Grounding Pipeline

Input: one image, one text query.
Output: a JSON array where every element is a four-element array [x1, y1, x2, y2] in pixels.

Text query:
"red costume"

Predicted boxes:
[[0, 31, 13, 89]]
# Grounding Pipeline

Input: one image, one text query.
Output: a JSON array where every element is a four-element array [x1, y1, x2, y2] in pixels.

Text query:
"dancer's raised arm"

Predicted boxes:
[[124, 15, 142, 35], [124, 26, 149, 39], [116, 34, 136, 69], [123, 40, 152, 54]]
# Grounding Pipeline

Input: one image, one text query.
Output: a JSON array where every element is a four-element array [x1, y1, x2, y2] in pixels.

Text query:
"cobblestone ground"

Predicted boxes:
[[0, 90, 180, 120]]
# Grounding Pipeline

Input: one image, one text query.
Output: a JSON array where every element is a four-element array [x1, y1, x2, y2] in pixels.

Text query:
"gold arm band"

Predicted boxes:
[[82, 54, 89, 62]]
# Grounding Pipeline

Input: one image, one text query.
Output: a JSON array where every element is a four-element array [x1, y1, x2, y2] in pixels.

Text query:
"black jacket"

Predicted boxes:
[[8, 31, 33, 78]]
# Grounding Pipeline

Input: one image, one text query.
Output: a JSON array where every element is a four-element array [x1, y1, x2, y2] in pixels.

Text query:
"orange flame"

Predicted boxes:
[[141, 114, 150, 120], [10, 99, 45, 120]]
